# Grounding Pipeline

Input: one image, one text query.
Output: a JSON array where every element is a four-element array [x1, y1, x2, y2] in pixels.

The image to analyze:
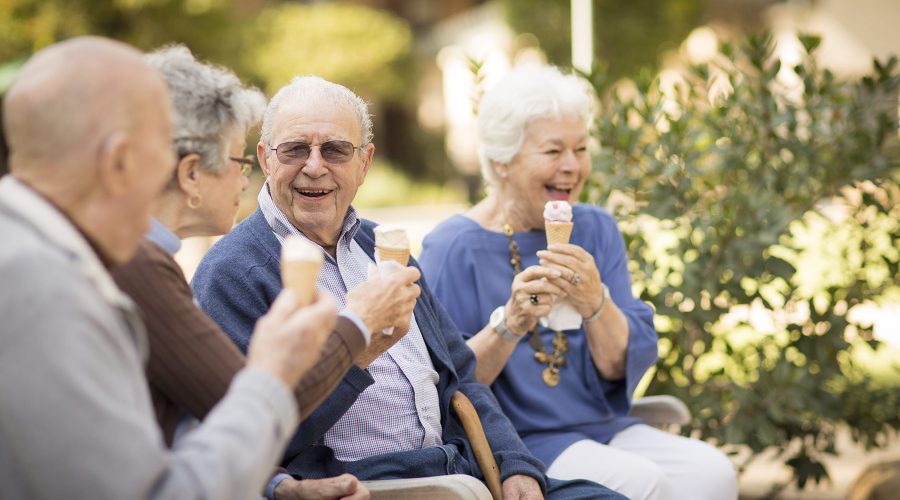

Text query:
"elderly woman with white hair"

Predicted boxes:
[[111, 46, 370, 500], [419, 65, 738, 500]]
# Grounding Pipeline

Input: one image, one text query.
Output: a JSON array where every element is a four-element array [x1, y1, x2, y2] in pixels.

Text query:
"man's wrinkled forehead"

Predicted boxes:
[[271, 96, 362, 144]]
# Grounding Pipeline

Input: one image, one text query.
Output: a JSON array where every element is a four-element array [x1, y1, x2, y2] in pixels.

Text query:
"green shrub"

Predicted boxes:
[[585, 32, 900, 491]]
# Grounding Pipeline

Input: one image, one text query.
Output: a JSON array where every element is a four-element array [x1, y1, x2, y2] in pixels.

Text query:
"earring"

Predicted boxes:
[[187, 194, 202, 209]]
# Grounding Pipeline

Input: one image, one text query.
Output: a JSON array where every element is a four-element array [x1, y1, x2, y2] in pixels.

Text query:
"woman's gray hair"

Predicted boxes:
[[145, 45, 266, 173], [476, 65, 595, 186], [260, 76, 373, 148]]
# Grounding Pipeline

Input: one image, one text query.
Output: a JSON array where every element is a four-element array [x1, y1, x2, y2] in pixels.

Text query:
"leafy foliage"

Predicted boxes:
[[0, 0, 239, 68], [502, 0, 706, 82], [585, 32, 900, 490], [244, 2, 413, 100]]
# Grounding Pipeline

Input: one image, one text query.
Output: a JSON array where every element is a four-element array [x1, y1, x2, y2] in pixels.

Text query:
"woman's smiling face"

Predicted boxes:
[[497, 114, 590, 229]]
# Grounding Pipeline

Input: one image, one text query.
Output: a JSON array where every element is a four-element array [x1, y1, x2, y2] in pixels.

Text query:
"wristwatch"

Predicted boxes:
[[489, 305, 521, 342]]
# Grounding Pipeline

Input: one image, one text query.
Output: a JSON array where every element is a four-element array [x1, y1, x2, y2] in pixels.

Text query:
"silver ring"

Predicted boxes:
[[529, 294, 539, 305], [571, 272, 581, 286]]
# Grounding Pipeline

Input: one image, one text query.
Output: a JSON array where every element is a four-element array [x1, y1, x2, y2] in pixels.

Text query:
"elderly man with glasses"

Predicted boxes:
[[191, 76, 624, 499]]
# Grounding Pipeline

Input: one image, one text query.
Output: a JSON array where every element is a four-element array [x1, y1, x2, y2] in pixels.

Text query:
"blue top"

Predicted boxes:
[[191, 208, 548, 488], [419, 204, 659, 466], [146, 218, 181, 255]]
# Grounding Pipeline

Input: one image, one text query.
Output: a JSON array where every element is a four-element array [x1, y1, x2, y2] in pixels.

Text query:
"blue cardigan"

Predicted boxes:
[[191, 208, 547, 487], [419, 205, 659, 466]]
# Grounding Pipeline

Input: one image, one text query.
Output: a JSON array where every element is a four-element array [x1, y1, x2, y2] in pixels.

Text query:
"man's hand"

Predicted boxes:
[[502, 474, 544, 500], [346, 266, 421, 368], [247, 290, 338, 388], [274, 474, 369, 500]]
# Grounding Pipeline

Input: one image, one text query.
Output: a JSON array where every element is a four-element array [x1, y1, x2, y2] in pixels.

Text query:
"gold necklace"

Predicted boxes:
[[502, 222, 568, 387]]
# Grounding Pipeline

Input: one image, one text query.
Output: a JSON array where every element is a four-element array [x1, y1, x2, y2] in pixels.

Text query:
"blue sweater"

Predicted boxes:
[[419, 204, 659, 466], [191, 208, 547, 487]]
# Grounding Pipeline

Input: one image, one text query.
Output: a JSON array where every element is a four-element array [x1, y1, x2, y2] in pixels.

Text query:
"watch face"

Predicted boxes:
[[490, 306, 505, 330]]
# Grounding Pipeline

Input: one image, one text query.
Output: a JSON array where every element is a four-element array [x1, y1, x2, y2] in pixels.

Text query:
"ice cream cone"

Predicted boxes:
[[281, 235, 323, 307], [376, 246, 410, 265], [545, 221, 574, 245], [282, 260, 321, 307], [374, 225, 410, 265]]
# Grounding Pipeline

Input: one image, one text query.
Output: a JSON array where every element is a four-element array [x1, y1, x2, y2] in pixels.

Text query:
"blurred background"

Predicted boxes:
[[1, 1, 898, 498]]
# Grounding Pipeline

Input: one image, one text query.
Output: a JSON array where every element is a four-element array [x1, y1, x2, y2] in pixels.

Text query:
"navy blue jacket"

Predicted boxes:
[[191, 209, 547, 488]]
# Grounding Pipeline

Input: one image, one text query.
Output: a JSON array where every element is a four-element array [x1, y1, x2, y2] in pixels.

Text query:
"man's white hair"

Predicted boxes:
[[476, 65, 595, 186], [260, 76, 373, 148]]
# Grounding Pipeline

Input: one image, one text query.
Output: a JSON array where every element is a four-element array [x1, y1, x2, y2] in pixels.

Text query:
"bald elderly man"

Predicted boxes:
[[0, 37, 338, 499]]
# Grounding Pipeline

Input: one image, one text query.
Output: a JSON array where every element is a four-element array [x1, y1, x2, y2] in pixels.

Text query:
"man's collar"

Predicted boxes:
[[0, 175, 134, 309]]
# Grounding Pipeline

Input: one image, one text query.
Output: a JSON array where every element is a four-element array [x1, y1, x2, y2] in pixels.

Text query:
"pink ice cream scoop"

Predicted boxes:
[[543, 201, 573, 223]]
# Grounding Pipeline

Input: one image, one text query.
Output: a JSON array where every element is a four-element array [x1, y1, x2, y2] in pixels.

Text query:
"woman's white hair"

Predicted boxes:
[[260, 76, 373, 148], [476, 65, 595, 186], [145, 45, 266, 173]]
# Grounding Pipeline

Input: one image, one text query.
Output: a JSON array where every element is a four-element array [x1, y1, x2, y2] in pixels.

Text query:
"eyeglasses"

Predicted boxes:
[[271, 140, 365, 166], [229, 156, 253, 177]]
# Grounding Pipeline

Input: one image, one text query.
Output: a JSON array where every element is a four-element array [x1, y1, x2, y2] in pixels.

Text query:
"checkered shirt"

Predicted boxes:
[[257, 184, 443, 461]]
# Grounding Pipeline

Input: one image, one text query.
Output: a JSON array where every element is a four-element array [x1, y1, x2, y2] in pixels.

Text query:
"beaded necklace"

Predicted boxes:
[[502, 222, 568, 386]]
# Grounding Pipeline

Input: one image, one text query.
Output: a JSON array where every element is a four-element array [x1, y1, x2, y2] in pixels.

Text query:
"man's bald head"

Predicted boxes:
[[3, 36, 168, 173], [3, 36, 176, 263]]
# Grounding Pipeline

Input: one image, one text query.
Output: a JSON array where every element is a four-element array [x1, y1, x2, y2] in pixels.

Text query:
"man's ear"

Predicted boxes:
[[357, 143, 375, 185], [95, 131, 130, 195], [175, 153, 202, 196], [257, 141, 272, 176]]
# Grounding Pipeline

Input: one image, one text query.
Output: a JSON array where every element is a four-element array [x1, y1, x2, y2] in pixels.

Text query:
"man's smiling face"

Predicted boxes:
[[260, 98, 373, 249]]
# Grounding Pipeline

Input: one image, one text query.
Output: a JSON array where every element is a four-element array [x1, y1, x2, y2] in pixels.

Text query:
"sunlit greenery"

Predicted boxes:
[[244, 3, 413, 100], [586, 32, 900, 491], [354, 159, 467, 208], [502, 0, 706, 82]]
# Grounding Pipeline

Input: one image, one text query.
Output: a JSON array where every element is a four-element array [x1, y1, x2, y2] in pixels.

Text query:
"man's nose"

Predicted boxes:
[[301, 147, 328, 178]]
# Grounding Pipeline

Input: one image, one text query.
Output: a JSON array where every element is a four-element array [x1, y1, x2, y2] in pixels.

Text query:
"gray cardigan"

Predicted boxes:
[[0, 176, 297, 500]]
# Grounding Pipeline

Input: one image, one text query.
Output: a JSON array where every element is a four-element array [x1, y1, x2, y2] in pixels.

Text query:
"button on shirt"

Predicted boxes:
[[258, 184, 443, 461]]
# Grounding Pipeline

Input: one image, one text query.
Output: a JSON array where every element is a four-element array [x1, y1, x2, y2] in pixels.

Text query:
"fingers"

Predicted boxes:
[[545, 242, 588, 258], [281, 293, 338, 346], [514, 275, 567, 297], [294, 475, 358, 498], [516, 265, 562, 283], [539, 263, 581, 290], [397, 265, 421, 283], [537, 248, 584, 272], [267, 288, 300, 321]]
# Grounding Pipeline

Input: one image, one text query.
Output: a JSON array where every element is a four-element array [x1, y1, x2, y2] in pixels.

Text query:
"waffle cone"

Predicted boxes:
[[545, 221, 574, 245], [376, 246, 410, 265], [281, 260, 321, 307]]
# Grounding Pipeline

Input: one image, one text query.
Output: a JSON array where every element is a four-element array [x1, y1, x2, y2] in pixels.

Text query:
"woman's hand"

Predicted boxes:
[[505, 265, 568, 336], [537, 243, 604, 319]]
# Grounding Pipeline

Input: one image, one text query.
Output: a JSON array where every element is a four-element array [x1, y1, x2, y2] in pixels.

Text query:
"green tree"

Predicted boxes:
[[502, 0, 707, 82], [243, 2, 414, 100], [0, 0, 241, 68], [586, 33, 900, 492]]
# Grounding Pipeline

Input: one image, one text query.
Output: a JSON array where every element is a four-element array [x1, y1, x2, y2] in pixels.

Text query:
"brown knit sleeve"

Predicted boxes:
[[113, 240, 368, 441], [113, 240, 244, 444]]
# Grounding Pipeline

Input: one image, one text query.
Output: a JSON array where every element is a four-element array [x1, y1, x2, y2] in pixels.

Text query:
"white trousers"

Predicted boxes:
[[546, 424, 738, 500]]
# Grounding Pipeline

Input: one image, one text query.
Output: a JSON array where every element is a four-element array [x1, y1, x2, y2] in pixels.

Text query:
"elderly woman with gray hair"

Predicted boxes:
[[419, 65, 737, 500], [111, 46, 370, 500]]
